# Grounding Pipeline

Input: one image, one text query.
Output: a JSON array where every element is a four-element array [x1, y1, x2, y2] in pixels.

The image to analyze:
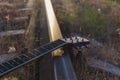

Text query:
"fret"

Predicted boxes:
[[57, 39, 65, 44], [8, 60, 19, 67], [19, 54, 30, 62], [0, 70, 3, 74], [0, 65, 8, 73], [25, 53, 36, 59], [13, 58, 24, 64], [2, 62, 14, 69], [32, 50, 40, 56], [53, 40, 61, 45], [41, 46, 48, 51], [55, 42, 63, 47], [29, 52, 37, 56], [37, 47, 46, 53], [43, 44, 54, 50], [50, 42, 58, 47]]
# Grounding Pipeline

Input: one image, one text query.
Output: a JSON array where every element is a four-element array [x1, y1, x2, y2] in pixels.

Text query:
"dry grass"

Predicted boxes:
[[0, 0, 30, 54]]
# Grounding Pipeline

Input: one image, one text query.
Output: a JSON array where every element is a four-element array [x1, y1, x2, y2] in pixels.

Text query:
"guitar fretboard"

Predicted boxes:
[[0, 39, 66, 77]]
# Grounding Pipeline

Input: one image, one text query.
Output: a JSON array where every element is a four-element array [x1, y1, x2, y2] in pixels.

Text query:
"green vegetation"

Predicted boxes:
[[57, 0, 119, 43], [116, 0, 120, 3], [77, 2, 109, 41], [112, 0, 120, 3]]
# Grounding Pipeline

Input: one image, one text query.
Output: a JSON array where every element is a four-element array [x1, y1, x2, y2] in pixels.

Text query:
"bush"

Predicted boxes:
[[76, 2, 109, 41]]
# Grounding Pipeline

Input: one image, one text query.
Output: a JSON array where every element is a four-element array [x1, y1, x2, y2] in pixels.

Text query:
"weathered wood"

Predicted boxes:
[[0, 29, 25, 37]]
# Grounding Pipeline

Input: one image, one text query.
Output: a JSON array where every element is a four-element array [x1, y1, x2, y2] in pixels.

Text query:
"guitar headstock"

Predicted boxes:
[[61, 36, 90, 44]]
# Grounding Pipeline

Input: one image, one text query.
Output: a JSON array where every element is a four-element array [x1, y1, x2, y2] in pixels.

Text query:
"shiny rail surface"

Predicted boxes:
[[54, 50, 77, 80]]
